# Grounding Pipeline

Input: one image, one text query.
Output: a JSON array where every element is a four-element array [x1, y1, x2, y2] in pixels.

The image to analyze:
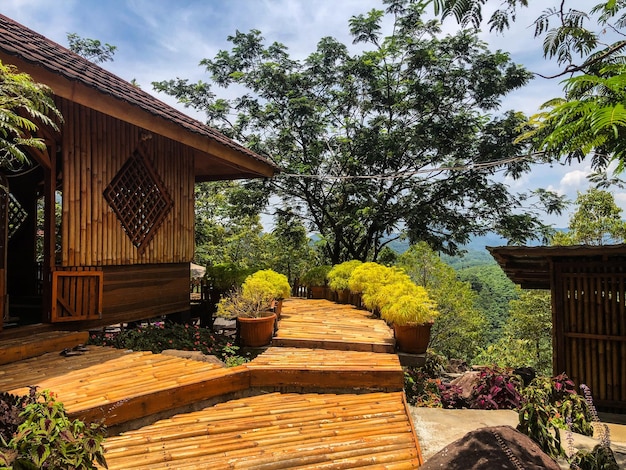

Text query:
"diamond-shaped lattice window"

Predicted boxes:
[[103, 148, 173, 254], [8, 193, 28, 240]]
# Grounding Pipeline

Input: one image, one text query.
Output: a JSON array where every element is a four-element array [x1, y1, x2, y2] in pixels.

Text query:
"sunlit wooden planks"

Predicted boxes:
[[274, 299, 395, 353], [99, 391, 423, 470], [248, 347, 404, 391], [0, 346, 250, 426]]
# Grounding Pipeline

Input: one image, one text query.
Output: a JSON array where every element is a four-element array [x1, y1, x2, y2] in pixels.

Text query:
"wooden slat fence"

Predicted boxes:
[[554, 259, 626, 411]]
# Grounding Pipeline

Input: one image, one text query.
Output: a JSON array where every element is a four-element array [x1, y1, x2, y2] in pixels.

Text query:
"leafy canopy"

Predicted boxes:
[[433, 1, 626, 172], [154, 0, 564, 263], [0, 60, 62, 169]]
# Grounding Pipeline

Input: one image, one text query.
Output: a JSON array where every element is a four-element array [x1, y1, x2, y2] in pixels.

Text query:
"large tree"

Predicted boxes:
[[551, 187, 626, 245], [154, 0, 563, 263]]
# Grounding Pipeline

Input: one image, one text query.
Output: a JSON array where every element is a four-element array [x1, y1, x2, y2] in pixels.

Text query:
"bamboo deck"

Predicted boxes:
[[99, 391, 422, 470], [0, 298, 422, 468], [0, 346, 250, 427], [274, 299, 396, 353]]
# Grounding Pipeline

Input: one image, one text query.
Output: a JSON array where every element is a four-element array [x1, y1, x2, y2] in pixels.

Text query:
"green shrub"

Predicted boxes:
[[300, 265, 332, 287], [327, 260, 362, 292], [245, 269, 291, 299], [517, 374, 593, 459], [89, 322, 246, 365], [0, 388, 106, 469]]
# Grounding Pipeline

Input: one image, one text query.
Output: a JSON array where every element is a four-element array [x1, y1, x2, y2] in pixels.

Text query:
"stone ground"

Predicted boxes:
[[410, 407, 626, 469]]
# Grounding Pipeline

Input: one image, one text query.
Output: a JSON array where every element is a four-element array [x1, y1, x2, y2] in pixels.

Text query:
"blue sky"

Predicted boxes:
[[3, 0, 624, 227]]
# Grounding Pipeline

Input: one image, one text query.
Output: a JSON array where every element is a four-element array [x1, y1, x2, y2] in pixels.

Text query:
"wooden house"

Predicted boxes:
[[0, 14, 278, 331], [489, 244, 626, 412]]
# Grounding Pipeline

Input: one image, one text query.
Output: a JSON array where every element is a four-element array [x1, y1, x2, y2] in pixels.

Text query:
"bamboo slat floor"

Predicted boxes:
[[273, 299, 396, 353], [0, 346, 251, 426], [247, 347, 404, 391], [99, 391, 422, 470]]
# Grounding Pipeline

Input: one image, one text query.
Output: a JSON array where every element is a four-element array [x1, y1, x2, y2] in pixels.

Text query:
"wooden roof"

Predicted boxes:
[[488, 244, 626, 289], [0, 14, 278, 181]]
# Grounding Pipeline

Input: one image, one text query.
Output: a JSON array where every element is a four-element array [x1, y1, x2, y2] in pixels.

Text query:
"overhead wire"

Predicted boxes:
[[272, 152, 542, 181]]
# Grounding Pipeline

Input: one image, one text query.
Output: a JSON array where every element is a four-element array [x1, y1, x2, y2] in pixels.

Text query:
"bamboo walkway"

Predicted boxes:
[[0, 298, 422, 468], [99, 391, 422, 470], [274, 298, 396, 353]]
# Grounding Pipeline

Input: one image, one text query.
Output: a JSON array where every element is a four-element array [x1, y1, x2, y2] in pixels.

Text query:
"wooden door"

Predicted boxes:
[[50, 269, 103, 322]]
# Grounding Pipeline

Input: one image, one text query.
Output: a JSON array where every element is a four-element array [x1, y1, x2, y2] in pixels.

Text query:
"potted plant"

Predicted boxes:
[[380, 282, 438, 354], [327, 260, 362, 303], [245, 269, 291, 316], [216, 286, 275, 348], [354, 264, 408, 316], [301, 265, 332, 299]]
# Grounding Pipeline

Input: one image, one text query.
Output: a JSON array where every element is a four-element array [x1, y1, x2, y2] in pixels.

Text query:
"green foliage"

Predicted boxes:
[[470, 367, 523, 410], [216, 286, 274, 319], [0, 388, 106, 469], [380, 286, 438, 326], [300, 265, 332, 287], [205, 263, 256, 292], [194, 181, 272, 269], [244, 269, 291, 299], [571, 445, 620, 470], [327, 260, 362, 292], [518, 374, 593, 459], [88, 322, 244, 365], [154, 0, 558, 263], [269, 209, 317, 285], [0, 60, 62, 168], [66, 33, 117, 63], [397, 242, 488, 361], [551, 188, 626, 245], [457, 264, 519, 342]]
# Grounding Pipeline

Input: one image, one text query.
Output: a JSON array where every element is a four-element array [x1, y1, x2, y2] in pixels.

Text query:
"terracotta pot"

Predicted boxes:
[[309, 286, 326, 299], [237, 313, 276, 347], [272, 299, 283, 319], [337, 289, 350, 304], [393, 322, 433, 354]]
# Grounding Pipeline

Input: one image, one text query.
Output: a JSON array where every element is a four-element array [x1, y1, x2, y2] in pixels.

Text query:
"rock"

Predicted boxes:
[[161, 349, 225, 366], [420, 425, 561, 470], [449, 371, 480, 399]]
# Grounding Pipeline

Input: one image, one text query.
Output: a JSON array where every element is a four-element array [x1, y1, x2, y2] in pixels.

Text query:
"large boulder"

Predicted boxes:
[[420, 425, 561, 470]]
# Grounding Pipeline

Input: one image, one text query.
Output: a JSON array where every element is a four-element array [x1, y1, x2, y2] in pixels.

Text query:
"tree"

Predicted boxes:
[[552, 187, 626, 245], [193, 181, 272, 268], [397, 242, 488, 361], [268, 209, 317, 285], [457, 264, 518, 342], [474, 289, 552, 375], [153, 0, 564, 264], [0, 60, 61, 169], [66, 33, 117, 63], [433, 1, 626, 171]]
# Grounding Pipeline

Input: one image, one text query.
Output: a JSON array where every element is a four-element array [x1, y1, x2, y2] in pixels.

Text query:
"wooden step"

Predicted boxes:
[[247, 347, 404, 391], [274, 299, 396, 353], [0, 330, 89, 365]]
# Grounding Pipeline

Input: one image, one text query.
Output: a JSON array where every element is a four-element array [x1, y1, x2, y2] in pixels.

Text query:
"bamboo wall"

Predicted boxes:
[[553, 259, 626, 411], [57, 98, 195, 267]]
